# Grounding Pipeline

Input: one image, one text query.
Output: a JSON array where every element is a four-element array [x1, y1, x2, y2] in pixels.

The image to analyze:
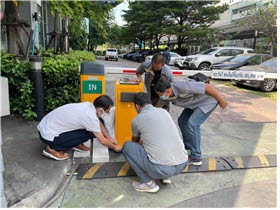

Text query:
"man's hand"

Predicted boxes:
[[109, 138, 118, 145], [113, 145, 122, 152], [219, 98, 228, 109]]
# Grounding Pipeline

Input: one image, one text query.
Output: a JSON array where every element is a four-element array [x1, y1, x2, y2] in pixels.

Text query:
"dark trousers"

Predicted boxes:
[[39, 129, 95, 152]]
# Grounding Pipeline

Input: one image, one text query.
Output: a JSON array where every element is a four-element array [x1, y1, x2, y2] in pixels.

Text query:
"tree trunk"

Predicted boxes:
[[61, 16, 69, 53], [54, 11, 60, 54], [4, 1, 22, 54]]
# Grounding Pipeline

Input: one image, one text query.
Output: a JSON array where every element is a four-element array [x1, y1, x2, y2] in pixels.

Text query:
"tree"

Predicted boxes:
[[164, 1, 228, 50], [237, 1, 277, 55], [2, 1, 40, 55]]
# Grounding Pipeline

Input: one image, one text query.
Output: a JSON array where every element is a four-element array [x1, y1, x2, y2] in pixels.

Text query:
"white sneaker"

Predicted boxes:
[[162, 178, 172, 184], [132, 181, 159, 193]]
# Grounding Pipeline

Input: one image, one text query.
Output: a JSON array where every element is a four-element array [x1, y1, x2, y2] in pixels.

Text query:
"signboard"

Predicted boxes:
[[82, 80, 102, 94], [212, 70, 265, 81]]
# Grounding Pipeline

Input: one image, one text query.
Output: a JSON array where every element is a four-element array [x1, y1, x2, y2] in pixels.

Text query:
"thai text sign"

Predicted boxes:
[[212, 70, 265, 80]]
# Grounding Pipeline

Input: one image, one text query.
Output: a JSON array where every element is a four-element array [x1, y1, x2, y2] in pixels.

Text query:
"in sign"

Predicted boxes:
[[83, 80, 102, 94]]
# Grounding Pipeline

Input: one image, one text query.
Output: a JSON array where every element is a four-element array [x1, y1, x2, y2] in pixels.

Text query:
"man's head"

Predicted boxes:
[[151, 53, 165, 71], [165, 47, 169, 51], [154, 78, 172, 100], [133, 92, 151, 113], [93, 95, 114, 116]]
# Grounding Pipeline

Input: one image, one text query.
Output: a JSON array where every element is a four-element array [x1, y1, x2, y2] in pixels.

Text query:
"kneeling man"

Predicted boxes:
[[122, 92, 188, 193], [37, 95, 121, 160]]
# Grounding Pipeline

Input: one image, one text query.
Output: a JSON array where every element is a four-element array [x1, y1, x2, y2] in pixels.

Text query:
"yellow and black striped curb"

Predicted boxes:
[[77, 154, 277, 180]]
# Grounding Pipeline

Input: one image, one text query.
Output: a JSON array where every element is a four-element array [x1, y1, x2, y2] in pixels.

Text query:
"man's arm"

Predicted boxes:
[[93, 132, 122, 152], [205, 83, 228, 109], [132, 135, 140, 143], [132, 63, 146, 82], [99, 121, 118, 145]]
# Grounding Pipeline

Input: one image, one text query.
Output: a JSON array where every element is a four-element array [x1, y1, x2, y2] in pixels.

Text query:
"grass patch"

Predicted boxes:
[[211, 79, 277, 101]]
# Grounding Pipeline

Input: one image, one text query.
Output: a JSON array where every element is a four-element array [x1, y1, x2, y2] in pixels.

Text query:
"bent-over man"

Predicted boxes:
[[133, 53, 173, 109], [37, 95, 121, 160], [122, 92, 188, 193], [154, 77, 228, 166]]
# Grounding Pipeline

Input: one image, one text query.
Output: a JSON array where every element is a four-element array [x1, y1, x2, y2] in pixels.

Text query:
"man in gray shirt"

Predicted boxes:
[[154, 77, 228, 166], [122, 92, 188, 193], [133, 53, 174, 109]]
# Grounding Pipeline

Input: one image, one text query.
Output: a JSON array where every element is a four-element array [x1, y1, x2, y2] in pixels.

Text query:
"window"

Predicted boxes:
[[171, 53, 179, 57], [231, 49, 244, 56], [263, 55, 273, 62], [107, 49, 117, 52], [218, 49, 231, 56], [247, 50, 254, 53], [202, 48, 217, 55], [249, 56, 262, 65]]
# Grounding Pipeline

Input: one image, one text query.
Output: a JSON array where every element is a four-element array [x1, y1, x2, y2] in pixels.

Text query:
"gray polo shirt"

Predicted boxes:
[[136, 60, 174, 95], [170, 77, 218, 113], [131, 105, 188, 166]]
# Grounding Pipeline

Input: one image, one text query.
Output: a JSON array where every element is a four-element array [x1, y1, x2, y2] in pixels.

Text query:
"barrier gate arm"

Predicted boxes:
[[105, 67, 277, 79]]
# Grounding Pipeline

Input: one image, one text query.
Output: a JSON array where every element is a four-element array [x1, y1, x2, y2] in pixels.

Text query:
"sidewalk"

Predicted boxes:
[[1, 116, 72, 207]]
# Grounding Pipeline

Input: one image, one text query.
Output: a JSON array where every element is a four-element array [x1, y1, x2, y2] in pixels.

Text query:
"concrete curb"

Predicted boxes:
[[10, 158, 72, 208]]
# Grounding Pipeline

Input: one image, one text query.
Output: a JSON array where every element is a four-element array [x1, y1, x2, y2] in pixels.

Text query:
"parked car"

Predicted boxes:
[[174, 51, 205, 69], [210, 54, 274, 70], [183, 47, 254, 70], [174, 56, 188, 69], [105, 48, 118, 61], [145, 52, 181, 65], [233, 57, 277, 92], [131, 50, 147, 61], [124, 51, 135, 59], [135, 50, 161, 63]]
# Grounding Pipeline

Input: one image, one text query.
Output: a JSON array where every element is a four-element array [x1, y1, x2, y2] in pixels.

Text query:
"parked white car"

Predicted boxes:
[[174, 56, 188, 69], [145, 52, 181, 65], [105, 48, 118, 61], [183, 47, 254, 70]]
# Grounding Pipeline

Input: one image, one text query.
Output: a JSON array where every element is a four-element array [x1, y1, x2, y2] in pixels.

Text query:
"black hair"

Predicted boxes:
[[152, 53, 165, 65], [93, 95, 114, 110], [165, 47, 169, 51], [154, 78, 171, 93], [133, 92, 151, 107]]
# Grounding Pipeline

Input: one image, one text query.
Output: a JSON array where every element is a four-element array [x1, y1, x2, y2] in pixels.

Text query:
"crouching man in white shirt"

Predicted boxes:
[[37, 95, 121, 160]]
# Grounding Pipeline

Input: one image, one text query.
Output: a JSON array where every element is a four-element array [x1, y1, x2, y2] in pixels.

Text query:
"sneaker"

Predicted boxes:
[[132, 181, 159, 193], [73, 143, 91, 152], [161, 178, 172, 184], [42, 146, 69, 161], [188, 158, 202, 166]]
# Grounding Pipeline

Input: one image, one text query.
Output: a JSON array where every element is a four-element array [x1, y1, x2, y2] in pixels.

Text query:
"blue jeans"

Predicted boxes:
[[178, 104, 217, 159], [122, 141, 188, 183]]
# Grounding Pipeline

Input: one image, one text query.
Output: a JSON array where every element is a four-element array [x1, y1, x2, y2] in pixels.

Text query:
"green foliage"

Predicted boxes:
[[237, 1, 277, 50], [1, 50, 95, 121], [1, 52, 36, 120]]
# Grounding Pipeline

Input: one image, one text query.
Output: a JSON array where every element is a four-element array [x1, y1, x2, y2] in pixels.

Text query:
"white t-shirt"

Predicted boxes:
[[37, 102, 101, 141]]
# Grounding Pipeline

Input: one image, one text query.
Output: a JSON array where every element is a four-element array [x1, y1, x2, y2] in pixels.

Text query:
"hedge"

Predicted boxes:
[[1, 50, 95, 121]]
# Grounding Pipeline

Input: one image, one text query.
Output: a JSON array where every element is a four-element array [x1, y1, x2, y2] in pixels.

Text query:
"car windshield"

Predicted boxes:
[[261, 58, 277, 67], [202, 48, 217, 55], [228, 55, 251, 62], [107, 49, 116, 52]]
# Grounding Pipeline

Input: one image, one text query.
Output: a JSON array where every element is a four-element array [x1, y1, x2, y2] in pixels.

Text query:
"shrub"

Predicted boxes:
[[1, 50, 95, 121]]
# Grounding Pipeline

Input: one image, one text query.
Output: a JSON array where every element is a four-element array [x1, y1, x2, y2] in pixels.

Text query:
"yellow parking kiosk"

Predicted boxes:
[[80, 62, 105, 103], [115, 80, 143, 146]]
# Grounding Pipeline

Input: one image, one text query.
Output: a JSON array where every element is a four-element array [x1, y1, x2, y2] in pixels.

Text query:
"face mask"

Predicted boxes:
[[160, 93, 169, 100], [98, 108, 104, 117]]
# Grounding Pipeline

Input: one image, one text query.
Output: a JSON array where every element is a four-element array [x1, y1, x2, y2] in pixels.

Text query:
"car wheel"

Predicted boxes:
[[105, 58, 108, 61], [116, 58, 118, 61], [198, 63, 210, 71], [260, 79, 276, 92]]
